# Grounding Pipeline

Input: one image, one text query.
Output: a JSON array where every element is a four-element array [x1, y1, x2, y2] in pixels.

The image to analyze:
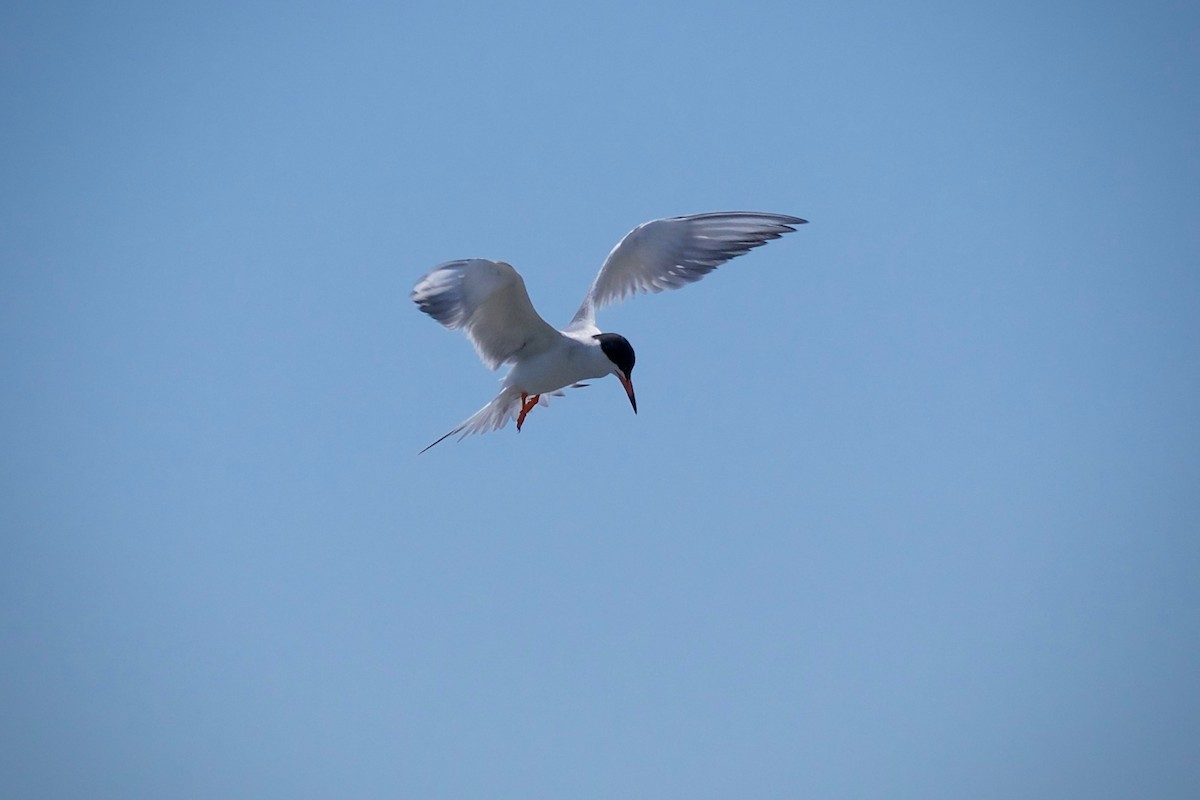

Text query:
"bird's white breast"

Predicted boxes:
[[504, 335, 613, 396]]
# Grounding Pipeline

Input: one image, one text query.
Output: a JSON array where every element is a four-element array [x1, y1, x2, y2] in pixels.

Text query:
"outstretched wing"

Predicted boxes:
[[567, 212, 806, 332], [412, 259, 561, 370]]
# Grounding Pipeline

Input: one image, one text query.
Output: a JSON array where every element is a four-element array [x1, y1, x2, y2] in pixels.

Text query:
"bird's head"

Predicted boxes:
[[594, 333, 637, 414]]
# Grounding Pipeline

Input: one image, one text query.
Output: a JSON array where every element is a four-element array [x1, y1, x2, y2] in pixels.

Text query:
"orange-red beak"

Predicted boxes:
[[618, 372, 637, 414]]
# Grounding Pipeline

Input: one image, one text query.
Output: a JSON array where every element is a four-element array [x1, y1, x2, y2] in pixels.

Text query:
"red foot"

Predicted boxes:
[[517, 392, 540, 431]]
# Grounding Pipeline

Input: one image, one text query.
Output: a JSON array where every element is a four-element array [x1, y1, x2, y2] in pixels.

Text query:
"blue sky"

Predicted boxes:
[[2, 1, 1198, 797]]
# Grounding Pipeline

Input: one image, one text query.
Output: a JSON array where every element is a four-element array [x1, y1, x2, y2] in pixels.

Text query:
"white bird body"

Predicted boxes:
[[412, 211, 806, 451], [505, 332, 613, 395]]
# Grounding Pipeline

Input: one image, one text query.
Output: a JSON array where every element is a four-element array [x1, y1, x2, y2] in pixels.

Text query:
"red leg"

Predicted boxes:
[[517, 392, 540, 431]]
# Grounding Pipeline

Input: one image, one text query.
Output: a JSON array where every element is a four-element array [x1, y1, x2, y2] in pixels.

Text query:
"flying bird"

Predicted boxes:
[[411, 211, 807, 452]]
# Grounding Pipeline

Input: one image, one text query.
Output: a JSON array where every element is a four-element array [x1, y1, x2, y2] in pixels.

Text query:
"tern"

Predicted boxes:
[[411, 211, 807, 452]]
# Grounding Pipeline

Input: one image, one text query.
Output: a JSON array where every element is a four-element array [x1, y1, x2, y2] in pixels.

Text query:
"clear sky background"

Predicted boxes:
[[3, 1, 1198, 798]]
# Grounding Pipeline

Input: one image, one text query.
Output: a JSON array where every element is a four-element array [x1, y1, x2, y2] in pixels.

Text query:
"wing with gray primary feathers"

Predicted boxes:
[[411, 259, 561, 370], [567, 212, 807, 331]]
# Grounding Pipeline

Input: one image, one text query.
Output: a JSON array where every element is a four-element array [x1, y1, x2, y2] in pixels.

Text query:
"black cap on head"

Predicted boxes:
[[594, 333, 635, 376]]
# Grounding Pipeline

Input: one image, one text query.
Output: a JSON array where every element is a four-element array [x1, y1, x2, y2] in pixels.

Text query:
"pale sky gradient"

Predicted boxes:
[[3, 1, 1199, 798]]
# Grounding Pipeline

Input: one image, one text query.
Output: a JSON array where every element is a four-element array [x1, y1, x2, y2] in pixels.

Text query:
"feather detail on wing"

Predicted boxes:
[[567, 212, 806, 331], [412, 259, 561, 369]]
